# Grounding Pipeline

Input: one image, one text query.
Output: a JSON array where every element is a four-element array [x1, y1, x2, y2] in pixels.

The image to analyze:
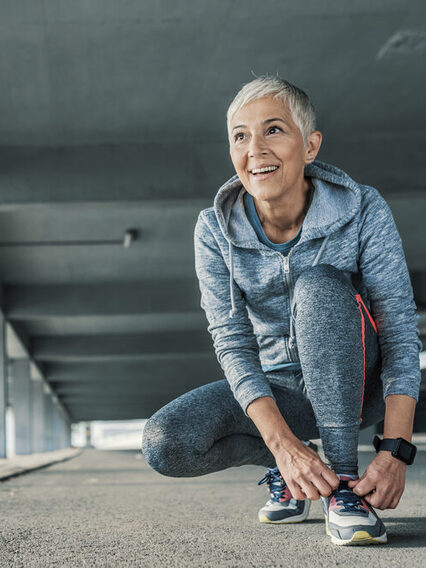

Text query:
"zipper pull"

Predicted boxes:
[[283, 255, 290, 273]]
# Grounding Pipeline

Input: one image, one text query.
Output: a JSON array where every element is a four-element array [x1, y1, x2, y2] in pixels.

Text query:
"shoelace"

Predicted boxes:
[[257, 467, 292, 502], [333, 481, 368, 513]]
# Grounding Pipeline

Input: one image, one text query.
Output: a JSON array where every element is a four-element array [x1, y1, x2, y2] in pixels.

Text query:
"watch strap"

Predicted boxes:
[[377, 438, 400, 452], [373, 435, 416, 465]]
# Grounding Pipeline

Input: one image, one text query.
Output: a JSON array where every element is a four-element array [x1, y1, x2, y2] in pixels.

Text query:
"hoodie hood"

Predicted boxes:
[[213, 160, 362, 318]]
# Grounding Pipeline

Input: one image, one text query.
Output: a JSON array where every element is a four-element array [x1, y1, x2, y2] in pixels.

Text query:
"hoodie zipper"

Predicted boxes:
[[278, 246, 298, 361]]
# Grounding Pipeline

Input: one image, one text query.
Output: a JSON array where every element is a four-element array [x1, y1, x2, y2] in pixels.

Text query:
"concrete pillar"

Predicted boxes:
[[0, 312, 7, 458], [52, 404, 64, 450], [64, 419, 71, 447], [9, 359, 32, 455], [57, 412, 65, 449], [52, 404, 58, 450], [31, 378, 45, 453], [5, 405, 15, 457], [85, 423, 93, 447], [43, 388, 53, 451], [60, 412, 71, 449]]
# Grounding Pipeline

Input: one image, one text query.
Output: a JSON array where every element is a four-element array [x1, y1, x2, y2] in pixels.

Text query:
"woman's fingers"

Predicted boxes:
[[300, 480, 320, 501], [353, 476, 377, 497], [287, 481, 307, 501], [276, 444, 342, 500], [289, 469, 330, 500], [367, 484, 402, 510], [311, 474, 334, 497], [288, 478, 319, 501], [319, 467, 340, 490]]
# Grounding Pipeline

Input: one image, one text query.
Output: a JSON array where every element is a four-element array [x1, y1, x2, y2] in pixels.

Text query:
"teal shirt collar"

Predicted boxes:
[[243, 183, 313, 251]]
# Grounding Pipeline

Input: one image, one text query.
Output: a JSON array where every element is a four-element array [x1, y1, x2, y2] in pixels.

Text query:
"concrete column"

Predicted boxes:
[[31, 378, 45, 453], [52, 404, 64, 450], [64, 419, 71, 447], [56, 412, 65, 449], [51, 404, 58, 450], [9, 359, 32, 455], [85, 423, 93, 447], [43, 388, 54, 452], [0, 312, 7, 458], [60, 412, 71, 449], [5, 405, 15, 457]]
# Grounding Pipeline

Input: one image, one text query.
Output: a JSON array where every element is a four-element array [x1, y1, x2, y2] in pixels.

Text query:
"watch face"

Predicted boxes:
[[399, 441, 415, 463]]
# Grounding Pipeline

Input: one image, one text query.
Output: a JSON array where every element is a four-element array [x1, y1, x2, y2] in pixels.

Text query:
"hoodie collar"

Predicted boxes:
[[214, 159, 362, 250], [213, 160, 362, 319]]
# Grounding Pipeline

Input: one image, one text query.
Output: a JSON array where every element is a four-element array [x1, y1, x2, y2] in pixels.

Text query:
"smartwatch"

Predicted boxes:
[[373, 435, 417, 465]]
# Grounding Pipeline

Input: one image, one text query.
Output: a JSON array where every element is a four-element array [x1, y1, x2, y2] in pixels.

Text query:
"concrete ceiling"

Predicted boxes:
[[0, 1, 425, 421]]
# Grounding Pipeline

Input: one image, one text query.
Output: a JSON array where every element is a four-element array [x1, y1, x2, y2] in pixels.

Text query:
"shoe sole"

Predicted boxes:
[[324, 515, 387, 545], [258, 500, 311, 524]]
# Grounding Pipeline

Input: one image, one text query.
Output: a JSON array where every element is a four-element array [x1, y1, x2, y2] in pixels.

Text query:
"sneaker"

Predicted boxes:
[[321, 476, 387, 545], [257, 466, 310, 523]]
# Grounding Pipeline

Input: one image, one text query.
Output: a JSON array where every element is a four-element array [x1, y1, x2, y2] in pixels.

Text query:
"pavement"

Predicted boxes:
[[0, 446, 425, 567], [0, 448, 81, 481]]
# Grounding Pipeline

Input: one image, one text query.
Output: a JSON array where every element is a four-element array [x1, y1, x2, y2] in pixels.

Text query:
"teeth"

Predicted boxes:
[[251, 166, 278, 174]]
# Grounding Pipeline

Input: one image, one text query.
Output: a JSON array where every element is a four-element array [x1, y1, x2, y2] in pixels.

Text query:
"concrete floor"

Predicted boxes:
[[0, 448, 425, 567]]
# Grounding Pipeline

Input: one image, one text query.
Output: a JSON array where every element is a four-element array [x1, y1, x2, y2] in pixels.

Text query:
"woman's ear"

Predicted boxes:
[[304, 130, 322, 164]]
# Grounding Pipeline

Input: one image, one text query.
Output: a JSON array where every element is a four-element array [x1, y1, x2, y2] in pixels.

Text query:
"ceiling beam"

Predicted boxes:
[[4, 280, 201, 318], [0, 143, 228, 205], [0, 138, 425, 208], [32, 331, 213, 362], [50, 369, 221, 395], [5, 281, 426, 324], [44, 358, 221, 381]]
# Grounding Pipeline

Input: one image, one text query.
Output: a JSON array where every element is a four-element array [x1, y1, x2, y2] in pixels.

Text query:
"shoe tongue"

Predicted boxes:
[[337, 480, 351, 492]]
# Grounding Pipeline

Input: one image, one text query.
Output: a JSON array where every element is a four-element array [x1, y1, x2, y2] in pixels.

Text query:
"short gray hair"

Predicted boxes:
[[227, 76, 316, 147]]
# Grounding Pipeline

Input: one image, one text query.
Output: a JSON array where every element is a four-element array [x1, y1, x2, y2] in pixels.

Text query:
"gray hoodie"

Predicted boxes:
[[194, 159, 423, 415]]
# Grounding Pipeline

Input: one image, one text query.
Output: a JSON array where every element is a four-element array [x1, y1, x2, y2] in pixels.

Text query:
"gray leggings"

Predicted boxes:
[[142, 264, 385, 477]]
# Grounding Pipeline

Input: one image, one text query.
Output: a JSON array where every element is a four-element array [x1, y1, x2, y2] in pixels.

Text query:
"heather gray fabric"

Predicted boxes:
[[142, 160, 422, 478], [142, 263, 385, 476], [193, 160, 422, 415]]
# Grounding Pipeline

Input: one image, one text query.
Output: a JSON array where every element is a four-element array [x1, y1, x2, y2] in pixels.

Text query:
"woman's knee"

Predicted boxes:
[[142, 413, 178, 476], [293, 264, 354, 306], [142, 381, 233, 477], [141, 410, 194, 477]]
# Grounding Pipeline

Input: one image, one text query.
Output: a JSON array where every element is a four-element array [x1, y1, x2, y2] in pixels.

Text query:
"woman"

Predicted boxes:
[[142, 76, 421, 546]]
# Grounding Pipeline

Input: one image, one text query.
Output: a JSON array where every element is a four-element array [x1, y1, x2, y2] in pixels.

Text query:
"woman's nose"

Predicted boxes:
[[248, 135, 268, 157]]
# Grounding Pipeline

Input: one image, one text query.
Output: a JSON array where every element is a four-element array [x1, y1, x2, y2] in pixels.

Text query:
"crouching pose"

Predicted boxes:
[[142, 76, 421, 546]]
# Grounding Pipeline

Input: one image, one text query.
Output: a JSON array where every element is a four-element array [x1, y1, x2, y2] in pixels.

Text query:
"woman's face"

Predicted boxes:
[[228, 96, 318, 201]]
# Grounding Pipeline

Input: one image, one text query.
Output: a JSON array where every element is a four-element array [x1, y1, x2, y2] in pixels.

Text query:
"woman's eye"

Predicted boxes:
[[234, 132, 245, 142], [267, 126, 282, 134]]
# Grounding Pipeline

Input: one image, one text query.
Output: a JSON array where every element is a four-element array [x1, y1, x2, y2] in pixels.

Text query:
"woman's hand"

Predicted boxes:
[[348, 394, 414, 510], [348, 452, 406, 510], [246, 396, 339, 500], [274, 438, 339, 500]]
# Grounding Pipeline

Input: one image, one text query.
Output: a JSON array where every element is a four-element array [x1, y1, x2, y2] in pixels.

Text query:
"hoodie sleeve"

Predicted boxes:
[[194, 210, 276, 416], [358, 186, 423, 401]]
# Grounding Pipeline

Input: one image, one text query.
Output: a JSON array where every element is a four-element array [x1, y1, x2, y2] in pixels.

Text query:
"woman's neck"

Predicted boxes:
[[254, 177, 313, 237]]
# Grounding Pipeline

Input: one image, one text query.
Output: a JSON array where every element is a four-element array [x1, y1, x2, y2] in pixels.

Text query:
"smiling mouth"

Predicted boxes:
[[249, 165, 279, 175]]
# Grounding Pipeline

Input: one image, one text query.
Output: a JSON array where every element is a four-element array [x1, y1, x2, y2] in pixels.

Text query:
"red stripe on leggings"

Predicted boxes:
[[355, 295, 366, 424], [355, 293, 378, 334]]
